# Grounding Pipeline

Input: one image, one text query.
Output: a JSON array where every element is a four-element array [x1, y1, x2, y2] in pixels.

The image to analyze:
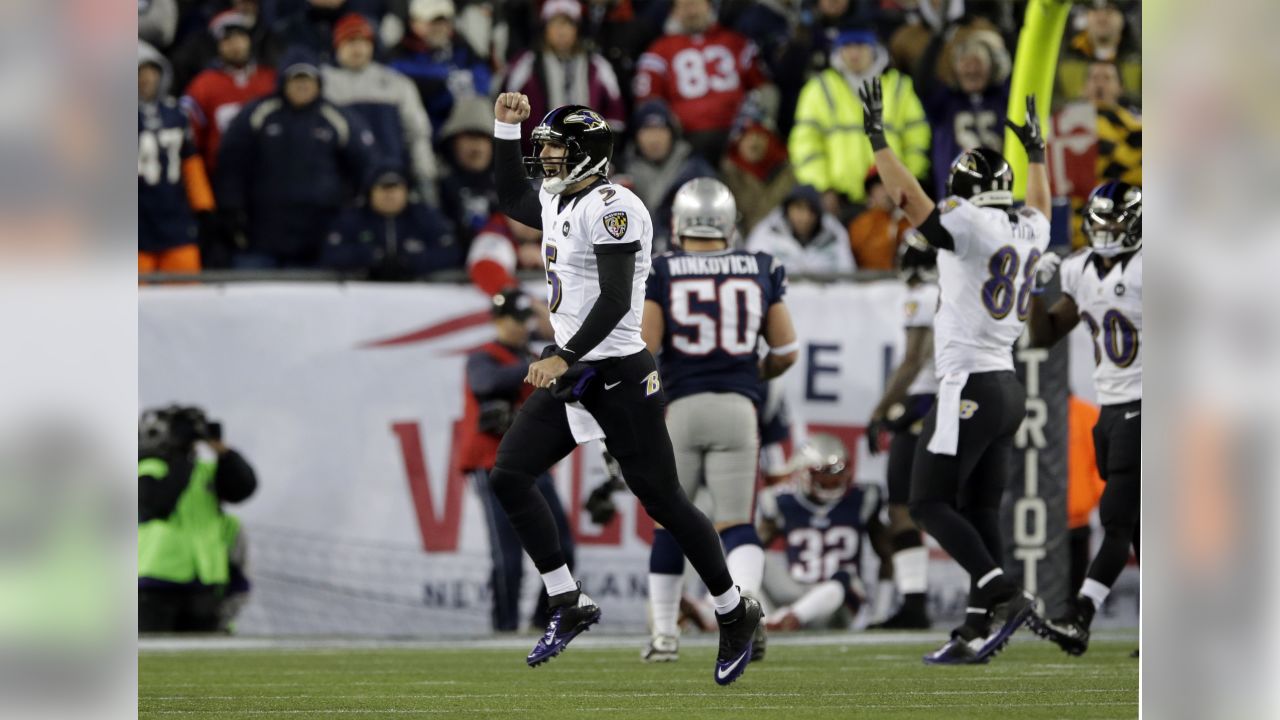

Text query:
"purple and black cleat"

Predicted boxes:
[[526, 584, 601, 667]]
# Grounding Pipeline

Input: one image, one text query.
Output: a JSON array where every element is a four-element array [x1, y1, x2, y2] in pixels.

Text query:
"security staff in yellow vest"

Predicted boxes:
[[789, 27, 930, 219], [139, 405, 256, 632]]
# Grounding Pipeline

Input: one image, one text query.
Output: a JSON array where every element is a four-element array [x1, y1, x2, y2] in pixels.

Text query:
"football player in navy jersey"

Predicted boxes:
[[1027, 182, 1143, 656], [862, 79, 1052, 664], [757, 434, 883, 630], [639, 177, 799, 663], [490, 93, 762, 685]]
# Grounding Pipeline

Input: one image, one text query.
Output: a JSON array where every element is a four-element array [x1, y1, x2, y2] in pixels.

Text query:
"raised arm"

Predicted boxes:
[[860, 78, 935, 227], [492, 92, 543, 230], [1006, 94, 1051, 220], [1025, 253, 1082, 348]]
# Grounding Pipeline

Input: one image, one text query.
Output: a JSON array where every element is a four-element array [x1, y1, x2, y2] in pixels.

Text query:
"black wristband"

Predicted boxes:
[[869, 133, 888, 151], [1026, 146, 1045, 164]]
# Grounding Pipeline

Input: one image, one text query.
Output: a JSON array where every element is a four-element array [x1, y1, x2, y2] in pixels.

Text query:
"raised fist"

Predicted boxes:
[[494, 92, 532, 124]]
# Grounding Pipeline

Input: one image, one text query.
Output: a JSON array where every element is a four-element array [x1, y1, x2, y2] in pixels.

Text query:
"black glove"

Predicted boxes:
[[1006, 94, 1046, 164], [866, 417, 887, 456], [858, 77, 887, 151], [548, 363, 597, 403], [584, 451, 626, 525]]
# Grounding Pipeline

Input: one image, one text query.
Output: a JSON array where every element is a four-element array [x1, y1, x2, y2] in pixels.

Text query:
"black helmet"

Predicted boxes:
[[947, 147, 1014, 207], [1082, 181, 1142, 258], [523, 105, 613, 194], [897, 232, 938, 284], [491, 287, 533, 321]]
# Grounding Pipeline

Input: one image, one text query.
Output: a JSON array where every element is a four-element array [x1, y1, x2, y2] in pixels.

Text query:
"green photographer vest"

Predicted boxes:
[[138, 457, 239, 586]]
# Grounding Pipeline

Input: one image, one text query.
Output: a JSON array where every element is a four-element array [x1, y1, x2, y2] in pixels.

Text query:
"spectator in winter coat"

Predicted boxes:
[[390, 0, 493, 141], [215, 48, 376, 267], [1056, 0, 1141, 109], [182, 10, 277, 174], [917, 29, 1010, 198], [265, 0, 357, 66], [846, 170, 910, 271], [438, 96, 500, 244], [170, 1, 272, 95], [789, 27, 929, 218], [770, 0, 857, 138], [632, 0, 772, 164], [503, 0, 626, 141], [719, 101, 795, 235], [320, 164, 463, 279], [746, 184, 854, 274], [614, 100, 716, 252], [139, 41, 215, 273], [323, 13, 441, 205]]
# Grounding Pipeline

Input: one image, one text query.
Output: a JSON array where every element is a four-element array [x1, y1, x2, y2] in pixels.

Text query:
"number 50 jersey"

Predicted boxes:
[[646, 249, 787, 405], [933, 197, 1051, 375]]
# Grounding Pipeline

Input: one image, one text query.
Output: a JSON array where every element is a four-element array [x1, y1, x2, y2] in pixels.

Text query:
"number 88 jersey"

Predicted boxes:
[[933, 197, 1051, 375], [646, 249, 787, 405], [1059, 248, 1142, 405]]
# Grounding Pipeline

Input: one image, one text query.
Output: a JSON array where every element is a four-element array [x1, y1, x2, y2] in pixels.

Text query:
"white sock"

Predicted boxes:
[[725, 545, 765, 597], [712, 585, 741, 615], [892, 546, 929, 594], [1080, 578, 1111, 610], [791, 580, 845, 625], [976, 567, 1004, 589], [872, 579, 896, 620], [540, 564, 577, 597], [648, 573, 683, 637]]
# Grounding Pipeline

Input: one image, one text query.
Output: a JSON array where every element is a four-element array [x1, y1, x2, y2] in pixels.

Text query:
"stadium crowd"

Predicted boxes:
[[138, 0, 1141, 280]]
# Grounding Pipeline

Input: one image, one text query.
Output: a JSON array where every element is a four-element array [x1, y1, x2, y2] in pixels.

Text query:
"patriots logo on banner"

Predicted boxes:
[[602, 211, 628, 240], [564, 110, 608, 132]]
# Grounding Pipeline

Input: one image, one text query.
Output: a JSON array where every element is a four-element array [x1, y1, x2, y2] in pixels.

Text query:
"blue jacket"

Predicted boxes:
[[320, 199, 464, 278], [389, 39, 492, 139], [216, 49, 376, 265], [139, 100, 200, 253]]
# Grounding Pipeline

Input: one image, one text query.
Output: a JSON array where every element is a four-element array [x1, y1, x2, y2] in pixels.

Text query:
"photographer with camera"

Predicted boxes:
[[459, 288, 576, 632], [138, 405, 257, 633]]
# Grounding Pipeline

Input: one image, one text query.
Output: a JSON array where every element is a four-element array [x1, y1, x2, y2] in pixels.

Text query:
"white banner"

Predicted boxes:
[[140, 281, 1126, 636]]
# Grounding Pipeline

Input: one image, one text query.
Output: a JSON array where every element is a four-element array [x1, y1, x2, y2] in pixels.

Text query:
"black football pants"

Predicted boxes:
[[488, 350, 734, 597], [1085, 401, 1142, 589]]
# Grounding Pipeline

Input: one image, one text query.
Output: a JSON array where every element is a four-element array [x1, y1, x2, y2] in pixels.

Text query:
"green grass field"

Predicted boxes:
[[139, 633, 1139, 719]]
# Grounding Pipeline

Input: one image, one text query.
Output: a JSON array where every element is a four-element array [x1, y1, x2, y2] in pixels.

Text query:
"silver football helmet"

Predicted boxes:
[[795, 433, 853, 503], [670, 177, 738, 245]]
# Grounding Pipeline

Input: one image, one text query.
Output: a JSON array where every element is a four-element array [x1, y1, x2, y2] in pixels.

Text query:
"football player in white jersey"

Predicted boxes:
[[865, 239, 941, 630], [489, 93, 762, 686], [860, 79, 1051, 664], [1026, 182, 1142, 656]]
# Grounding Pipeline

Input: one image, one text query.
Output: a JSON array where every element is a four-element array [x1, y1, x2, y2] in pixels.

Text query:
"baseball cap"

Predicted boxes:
[[541, 0, 582, 23], [410, 0, 455, 21], [491, 288, 534, 321], [209, 10, 254, 40], [833, 27, 878, 48], [333, 13, 375, 48]]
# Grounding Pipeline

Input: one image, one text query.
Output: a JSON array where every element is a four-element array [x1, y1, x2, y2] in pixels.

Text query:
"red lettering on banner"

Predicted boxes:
[[568, 447, 622, 545], [392, 420, 467, 552]]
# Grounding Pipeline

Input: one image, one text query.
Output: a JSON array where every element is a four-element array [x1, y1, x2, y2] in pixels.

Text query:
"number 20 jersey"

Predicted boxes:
[[646, 249, 787, 405], [1059, 248, 1142, 405], [934, 197, 1051, 375]]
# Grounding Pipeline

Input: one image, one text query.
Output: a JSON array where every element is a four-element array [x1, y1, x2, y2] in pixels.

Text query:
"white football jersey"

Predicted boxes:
[[933, 197, 1051, 375], [904, 281, 940, 396], [539, 181, 652, 361], [1059, 248, 1142, 405]]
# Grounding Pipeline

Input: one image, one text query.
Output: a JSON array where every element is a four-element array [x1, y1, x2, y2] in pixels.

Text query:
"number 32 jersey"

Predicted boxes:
[[646, 249, 786, 404], [758, 484, 881, 585], [1059, 249, 1142, 405], [540, 181, 653, 361], [934, 197, 1051, 375]]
